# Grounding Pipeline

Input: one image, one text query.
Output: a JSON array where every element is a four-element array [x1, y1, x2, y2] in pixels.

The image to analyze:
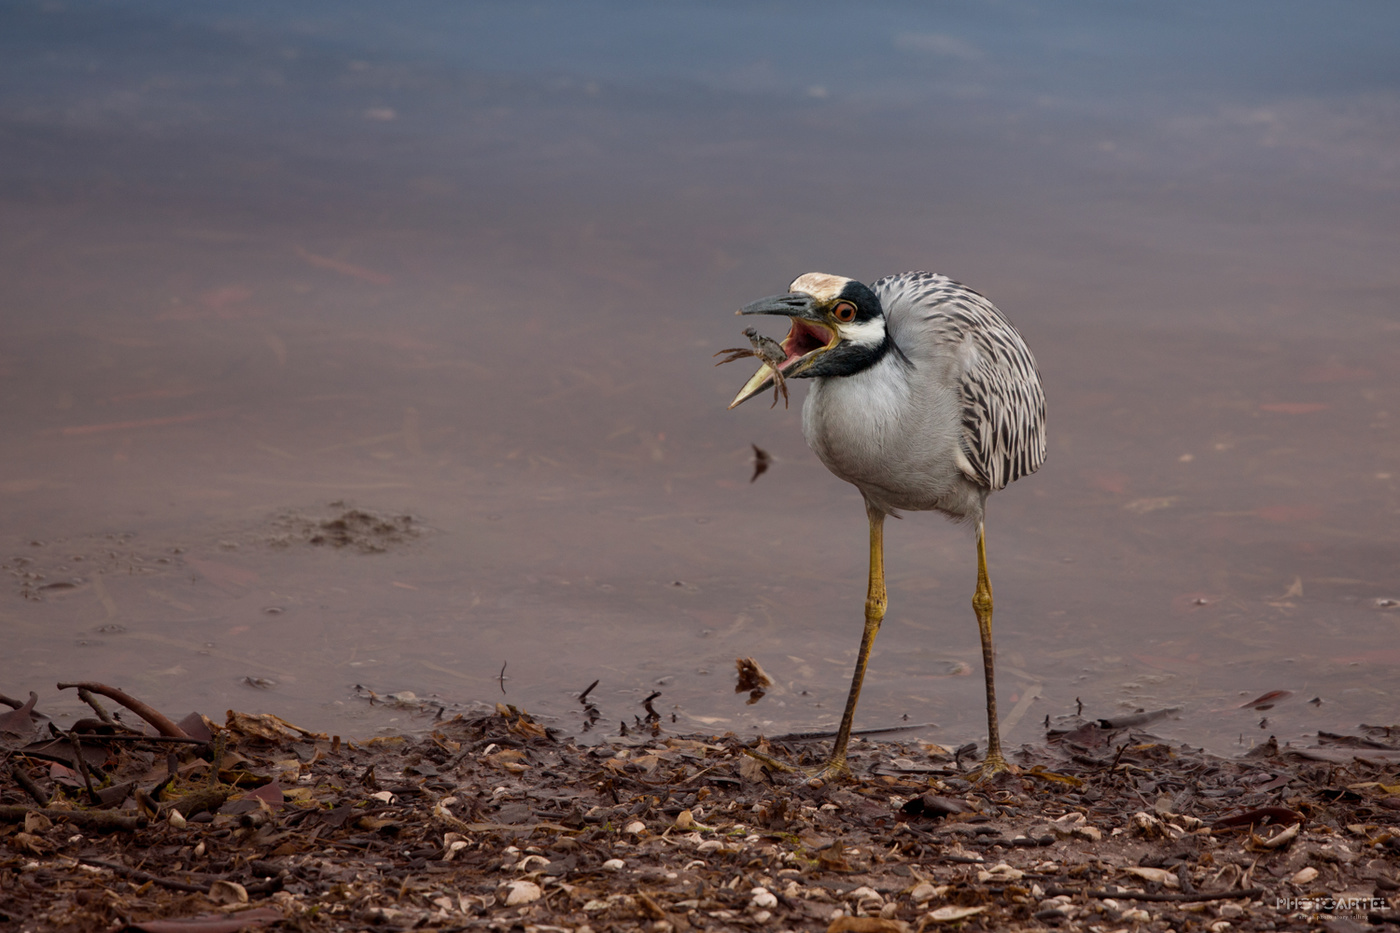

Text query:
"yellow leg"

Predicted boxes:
[[821, 506, 887, 777], [971, 520, 1010, 779]]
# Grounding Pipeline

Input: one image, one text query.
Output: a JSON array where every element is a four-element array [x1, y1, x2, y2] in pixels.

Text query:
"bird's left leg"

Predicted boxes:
[[819, 505, 887, 778], [746, 506, 887, 780], [970, 520, 1013, 780]]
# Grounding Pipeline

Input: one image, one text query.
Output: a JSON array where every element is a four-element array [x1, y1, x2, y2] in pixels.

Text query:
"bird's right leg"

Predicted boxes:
[[969, 520, 1012, 781], [820, 505, 888, 778]]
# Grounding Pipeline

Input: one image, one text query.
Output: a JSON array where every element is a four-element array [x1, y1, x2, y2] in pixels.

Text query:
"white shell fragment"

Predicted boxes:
[[503, 880, 542, 906], [926, 905, 987, 922], [976, 863, 1024, 883], [207, 880, 248, 905], [1122, 866, 1180, 888]]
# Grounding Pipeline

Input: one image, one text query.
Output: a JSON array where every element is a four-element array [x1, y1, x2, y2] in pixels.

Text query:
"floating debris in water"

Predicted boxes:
[[735, 656, 773, 704]]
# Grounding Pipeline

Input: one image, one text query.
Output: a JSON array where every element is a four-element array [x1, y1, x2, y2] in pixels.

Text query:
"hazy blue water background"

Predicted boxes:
[[2, 1, 1397, 755]]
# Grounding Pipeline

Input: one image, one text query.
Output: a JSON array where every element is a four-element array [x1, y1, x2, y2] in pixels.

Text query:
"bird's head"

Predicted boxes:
[[727, 272, 887, 409]]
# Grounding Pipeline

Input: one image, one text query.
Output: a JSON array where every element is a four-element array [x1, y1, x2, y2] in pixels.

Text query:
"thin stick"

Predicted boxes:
[[55, 682, 188, 738], [76, 687, 117, 725], [0, 692, 32, 710], [65, 733, 206, 745], [771, 722, 939, 742], [8, 765, 49, 807], [0, 806, 142, 831], [64, 732, 102, 806], [78, 857, 209, 893]]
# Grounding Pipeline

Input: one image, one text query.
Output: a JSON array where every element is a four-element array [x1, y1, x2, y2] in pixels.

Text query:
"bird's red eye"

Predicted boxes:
[[834, 301, 856, 323]]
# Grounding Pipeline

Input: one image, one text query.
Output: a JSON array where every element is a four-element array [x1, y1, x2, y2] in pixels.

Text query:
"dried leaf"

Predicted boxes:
[[738, 754, 769, 783], [1239, 690, 1292, 710], [1025, 766, 1085, 787], [0, 692, 39, 737], [225, 710, 322, 741]]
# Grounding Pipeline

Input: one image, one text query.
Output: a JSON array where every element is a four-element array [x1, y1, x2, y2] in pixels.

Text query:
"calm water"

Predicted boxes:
[[2, 1, 1397, 755]]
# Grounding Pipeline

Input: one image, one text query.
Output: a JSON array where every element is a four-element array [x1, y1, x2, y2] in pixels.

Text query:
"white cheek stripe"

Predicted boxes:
[[837, 317, 885, 348]]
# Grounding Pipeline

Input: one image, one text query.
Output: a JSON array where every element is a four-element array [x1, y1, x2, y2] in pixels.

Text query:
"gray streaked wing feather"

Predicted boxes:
[[874, 272, 1047, 491]]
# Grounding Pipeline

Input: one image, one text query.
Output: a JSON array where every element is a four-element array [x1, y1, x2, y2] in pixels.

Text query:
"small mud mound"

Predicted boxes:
[[268, 503, 421, 554], [1, 532, 183, 601]]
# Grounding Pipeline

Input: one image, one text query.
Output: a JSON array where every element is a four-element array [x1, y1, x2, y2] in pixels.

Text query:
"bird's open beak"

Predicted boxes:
[[727, 294, 840, 409]]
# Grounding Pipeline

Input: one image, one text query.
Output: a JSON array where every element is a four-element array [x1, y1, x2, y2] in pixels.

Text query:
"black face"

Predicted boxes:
[[797, 278, 889, 379], [726, 273, 897, 409], [825, 278, 883, 325]]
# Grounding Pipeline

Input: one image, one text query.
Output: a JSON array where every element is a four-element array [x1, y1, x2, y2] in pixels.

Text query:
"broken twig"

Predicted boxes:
[[55, 682, 188, 738]]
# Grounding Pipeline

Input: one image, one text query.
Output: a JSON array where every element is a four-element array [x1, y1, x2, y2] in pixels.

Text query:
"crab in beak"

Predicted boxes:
[[725, 292, 840, 409]]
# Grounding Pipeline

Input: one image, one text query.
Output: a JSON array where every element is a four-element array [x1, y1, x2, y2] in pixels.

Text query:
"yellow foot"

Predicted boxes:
[[968, 753, 1019, 785], [740, 747, 853, 784], [808, 757, 852, 784]]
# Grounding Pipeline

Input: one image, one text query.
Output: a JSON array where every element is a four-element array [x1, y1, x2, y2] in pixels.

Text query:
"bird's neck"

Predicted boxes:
[[801, 327, 903, 379]]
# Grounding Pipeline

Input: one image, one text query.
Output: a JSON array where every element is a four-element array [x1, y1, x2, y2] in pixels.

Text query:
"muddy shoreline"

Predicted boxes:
[[2, 687, 1398, 932]]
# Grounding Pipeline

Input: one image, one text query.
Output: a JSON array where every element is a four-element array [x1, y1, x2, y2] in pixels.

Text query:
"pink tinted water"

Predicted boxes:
[[1, 3, 1397, 754]]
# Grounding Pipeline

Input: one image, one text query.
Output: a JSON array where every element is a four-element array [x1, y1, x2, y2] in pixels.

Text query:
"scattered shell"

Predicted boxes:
[[602, 858, 626, 871], [1123, 866, 1179, 887], [925, 905, 987, 922], [207, 880, 248, 905], [1253, 822, 1300, 849], [1050, 812, 1092, 839], [976, 863, 1024, 883], [623, 820, 646, 835], [750, 887, 778, 909], [1171, 813, 1204, 831], [503, 881, 542, 906], [1130, 811, 1167, 838], [1290, 866, 1319, 885]]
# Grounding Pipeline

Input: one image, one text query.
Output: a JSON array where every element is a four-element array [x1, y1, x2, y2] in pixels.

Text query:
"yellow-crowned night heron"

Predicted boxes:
[[725, 271, 1046, 778]]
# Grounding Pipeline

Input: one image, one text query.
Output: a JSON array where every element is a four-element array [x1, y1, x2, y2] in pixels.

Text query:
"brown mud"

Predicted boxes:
[[1, 685, 1398, 933]]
